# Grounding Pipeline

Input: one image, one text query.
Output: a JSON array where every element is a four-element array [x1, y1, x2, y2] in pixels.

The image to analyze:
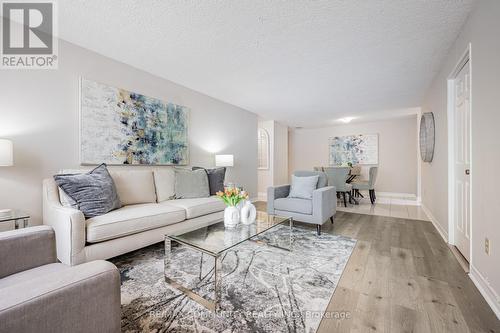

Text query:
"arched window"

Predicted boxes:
[[257, 128, 269, 170]]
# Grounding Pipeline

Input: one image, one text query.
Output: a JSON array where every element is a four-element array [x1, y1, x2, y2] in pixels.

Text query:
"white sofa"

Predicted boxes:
[[43, 168, 225, 266]]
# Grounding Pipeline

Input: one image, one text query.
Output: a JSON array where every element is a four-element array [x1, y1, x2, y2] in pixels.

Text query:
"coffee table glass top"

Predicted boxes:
[[167, 211, 291, 256]]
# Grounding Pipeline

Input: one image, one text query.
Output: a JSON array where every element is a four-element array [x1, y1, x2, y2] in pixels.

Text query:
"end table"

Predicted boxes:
[[0, 210, 30, 230]]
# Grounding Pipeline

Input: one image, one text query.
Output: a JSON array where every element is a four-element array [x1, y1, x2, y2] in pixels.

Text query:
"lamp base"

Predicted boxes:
[[0, 209, 13, 218]]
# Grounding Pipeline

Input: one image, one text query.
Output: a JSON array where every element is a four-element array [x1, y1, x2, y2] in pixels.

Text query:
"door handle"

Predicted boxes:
[[465, 169, 470, 175]]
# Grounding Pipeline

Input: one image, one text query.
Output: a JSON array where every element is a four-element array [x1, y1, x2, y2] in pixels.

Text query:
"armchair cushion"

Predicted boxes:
[[288, 175, 319, 199], [274, 198, 312, 215], [293, 170, 328, 188], [0, 226, 56, 279]]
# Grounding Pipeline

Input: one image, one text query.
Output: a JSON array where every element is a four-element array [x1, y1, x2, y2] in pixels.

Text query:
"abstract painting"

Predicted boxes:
[[329, 134, 378, 165], [80, 78, 189, 165]]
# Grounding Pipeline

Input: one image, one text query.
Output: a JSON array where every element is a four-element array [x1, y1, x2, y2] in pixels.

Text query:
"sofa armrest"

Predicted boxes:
[[267, 185, 291, 214], [0, 260, 121, 333], [0, 226, 57, 279], [312, 185, 336, 223], [43, 178, 86, 266]]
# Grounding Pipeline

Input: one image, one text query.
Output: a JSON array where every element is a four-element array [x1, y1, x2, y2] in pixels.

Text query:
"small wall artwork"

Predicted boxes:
[[80, 78, 189, 165], [329, 134, 378, 165]]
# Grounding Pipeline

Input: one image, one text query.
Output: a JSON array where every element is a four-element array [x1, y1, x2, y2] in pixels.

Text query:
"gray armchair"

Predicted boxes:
[[267, 171, 336, 235], [0, 226, 121, 333]]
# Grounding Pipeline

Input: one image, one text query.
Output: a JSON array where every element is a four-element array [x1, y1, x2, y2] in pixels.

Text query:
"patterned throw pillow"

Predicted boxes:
[[54, 164, 121, 218]]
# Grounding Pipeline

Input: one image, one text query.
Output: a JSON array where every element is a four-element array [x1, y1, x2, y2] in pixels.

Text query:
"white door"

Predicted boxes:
[[454, 60, 471, 261]]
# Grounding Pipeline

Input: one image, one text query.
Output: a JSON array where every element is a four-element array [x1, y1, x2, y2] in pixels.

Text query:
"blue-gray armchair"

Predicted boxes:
[[267, 171, 336, 235]]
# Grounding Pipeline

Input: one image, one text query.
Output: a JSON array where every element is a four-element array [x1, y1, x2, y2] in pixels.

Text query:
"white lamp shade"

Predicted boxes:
[[215, 154, 234, 167], [0, 139, 13, 166]]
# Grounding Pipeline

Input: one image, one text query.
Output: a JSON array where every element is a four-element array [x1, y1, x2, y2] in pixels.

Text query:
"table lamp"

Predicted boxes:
[[215, 154, 234, 168], [215, 154, 234, 188], [0, 139, 13, 217]]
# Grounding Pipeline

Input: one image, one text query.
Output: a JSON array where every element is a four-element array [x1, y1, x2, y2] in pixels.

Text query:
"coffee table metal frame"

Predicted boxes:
[[164, 215, 293, 311]]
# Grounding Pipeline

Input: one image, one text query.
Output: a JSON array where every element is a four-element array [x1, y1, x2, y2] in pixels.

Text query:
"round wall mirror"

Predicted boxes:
[[419, 112, 435, 163]]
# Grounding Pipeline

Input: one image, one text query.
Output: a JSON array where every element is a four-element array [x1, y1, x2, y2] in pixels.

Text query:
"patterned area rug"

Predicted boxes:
[[111, 225, 356, 333]]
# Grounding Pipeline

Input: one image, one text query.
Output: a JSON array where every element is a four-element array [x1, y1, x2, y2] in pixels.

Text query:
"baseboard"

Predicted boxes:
[[421, 204, 448, 243], [469, 265, 500, 320], [372, 192, 419, 205], [376, 192, 417, 199], [250, 197, 260, 203]]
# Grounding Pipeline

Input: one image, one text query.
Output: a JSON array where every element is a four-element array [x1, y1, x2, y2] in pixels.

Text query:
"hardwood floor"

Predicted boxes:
[[255, 202, 500, 332]]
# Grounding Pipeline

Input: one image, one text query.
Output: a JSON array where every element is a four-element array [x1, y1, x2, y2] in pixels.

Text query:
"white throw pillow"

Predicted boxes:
[[288, 175, 319, 199]]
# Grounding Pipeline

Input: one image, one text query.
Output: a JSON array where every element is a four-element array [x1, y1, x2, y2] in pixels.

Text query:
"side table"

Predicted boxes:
[[0, 210, 30, 230]]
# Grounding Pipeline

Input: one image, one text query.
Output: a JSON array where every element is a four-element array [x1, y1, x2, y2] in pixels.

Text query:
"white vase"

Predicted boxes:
[[240, 200, 257, 225], [224, 206, 240, 228]]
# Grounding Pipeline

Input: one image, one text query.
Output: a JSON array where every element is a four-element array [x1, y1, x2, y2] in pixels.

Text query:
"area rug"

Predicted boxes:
[[111, 225, 356, 333]]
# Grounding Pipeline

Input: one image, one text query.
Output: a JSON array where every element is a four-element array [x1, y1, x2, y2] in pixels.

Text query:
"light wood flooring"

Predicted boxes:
[[255, 202, 500, 333]]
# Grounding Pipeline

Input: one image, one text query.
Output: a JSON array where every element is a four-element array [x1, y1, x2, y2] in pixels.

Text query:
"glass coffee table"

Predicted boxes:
[[164, 211, 293, 311]]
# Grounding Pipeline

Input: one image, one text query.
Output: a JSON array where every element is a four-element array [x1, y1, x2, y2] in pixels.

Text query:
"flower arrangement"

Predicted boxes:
[[216, 187, 248, 207]]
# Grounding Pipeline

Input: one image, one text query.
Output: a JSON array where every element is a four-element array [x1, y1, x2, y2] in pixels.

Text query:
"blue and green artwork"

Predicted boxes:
[[329, 134, 378, 165], [80, 78, 189, 165]]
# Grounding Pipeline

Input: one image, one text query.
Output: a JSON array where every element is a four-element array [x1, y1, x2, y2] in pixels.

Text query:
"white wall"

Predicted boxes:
[[257, 120, 274, 197], [257, 120, 289, 199], [272, 122, 289, 185], [289, 116, 418, 195], [421, 0, 500, 316], [0, 39, 258, 226]]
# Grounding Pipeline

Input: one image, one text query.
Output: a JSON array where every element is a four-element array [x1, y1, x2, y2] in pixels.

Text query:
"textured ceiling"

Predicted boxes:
[[56, 0, 477, 127]]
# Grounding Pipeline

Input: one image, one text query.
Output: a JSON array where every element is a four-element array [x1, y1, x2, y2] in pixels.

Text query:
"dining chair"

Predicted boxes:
[[323, 167, 352, 207], [352, 166, 378, 204]]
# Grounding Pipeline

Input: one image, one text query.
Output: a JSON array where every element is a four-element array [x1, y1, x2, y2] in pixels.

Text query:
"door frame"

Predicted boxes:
[[447, 43, 472, 264]]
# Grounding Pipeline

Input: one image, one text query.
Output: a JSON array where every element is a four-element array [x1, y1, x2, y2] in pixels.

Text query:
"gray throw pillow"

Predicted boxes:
[[192, 167, 226, 195], [288, 175, 319, 199], [174, 168, 210, 199], [54, 164, 121, 219]]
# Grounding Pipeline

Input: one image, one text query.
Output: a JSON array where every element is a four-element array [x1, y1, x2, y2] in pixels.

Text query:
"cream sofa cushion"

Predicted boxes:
[[163, 196, 225, 219], [86, 203, 185, 243], [153, 168, 175, 202], [109, 170, 156, 205]]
